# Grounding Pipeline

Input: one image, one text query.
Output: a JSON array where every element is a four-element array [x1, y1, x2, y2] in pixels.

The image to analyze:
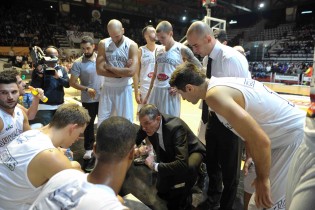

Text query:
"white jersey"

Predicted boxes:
[[286, 117, 315, 210], [0, 107, 24, 148], [154, 42, 183, 88], [0, 130, 55, 209], [207, 77, 305, 149], [139, 45, 161, 90], [103, 36, 134, 87], [31, 169, 128, 210]]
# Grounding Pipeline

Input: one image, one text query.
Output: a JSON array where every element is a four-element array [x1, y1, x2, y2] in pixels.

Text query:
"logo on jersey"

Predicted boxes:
[[147, 72, 154, 78], [5, 124, 13, 131], [157, 73, 169, 81]]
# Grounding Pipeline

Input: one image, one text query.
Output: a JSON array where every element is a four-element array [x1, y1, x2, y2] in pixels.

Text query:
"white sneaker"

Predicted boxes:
[[83, 150, 93, 160]]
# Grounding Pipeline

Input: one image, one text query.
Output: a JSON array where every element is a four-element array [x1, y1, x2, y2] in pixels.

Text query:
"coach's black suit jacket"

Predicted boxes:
[[136, 114, 206, 193]]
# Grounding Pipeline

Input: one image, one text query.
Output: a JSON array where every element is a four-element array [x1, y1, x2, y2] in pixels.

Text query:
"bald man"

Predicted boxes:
[[144, 21, 201, 117], [96, 19, 138, 124], [186, 21, 251, 210]]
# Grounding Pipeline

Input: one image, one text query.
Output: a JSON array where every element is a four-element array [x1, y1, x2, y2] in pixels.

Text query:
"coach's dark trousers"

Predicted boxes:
[[205, 112, 240, 210]]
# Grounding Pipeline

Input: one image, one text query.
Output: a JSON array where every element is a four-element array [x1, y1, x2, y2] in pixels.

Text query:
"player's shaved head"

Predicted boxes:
[[156, 21, 173, 33], [107, 19, 123, 31]]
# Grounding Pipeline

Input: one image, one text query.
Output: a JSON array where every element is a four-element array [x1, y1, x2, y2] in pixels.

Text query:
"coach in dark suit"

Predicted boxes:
[[136, 104, 206, 210]]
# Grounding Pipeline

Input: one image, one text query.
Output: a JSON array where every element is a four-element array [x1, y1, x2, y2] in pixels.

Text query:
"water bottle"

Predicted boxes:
[[65, 148, 73, 161], [29, 87, 48, 103]]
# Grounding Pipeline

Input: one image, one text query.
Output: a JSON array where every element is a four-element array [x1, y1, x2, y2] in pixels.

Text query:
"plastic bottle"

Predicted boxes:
[[29, 87, 48, 103], [65, 148, 73, 161]]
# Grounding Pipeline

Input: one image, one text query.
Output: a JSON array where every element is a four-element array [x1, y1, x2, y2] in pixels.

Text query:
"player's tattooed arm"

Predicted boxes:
[[181, 46, 202, 68]]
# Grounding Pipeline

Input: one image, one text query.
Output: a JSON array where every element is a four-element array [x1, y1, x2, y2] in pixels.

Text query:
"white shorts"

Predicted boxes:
[[246, 129, 303, 210], [286, 141, 315, 210], [148, 86, 180, 117], [98, 85, 133, 126]]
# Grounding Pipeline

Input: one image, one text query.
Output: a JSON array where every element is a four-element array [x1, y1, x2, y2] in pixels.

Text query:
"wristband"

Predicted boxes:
[[85, 87, 89, 92]]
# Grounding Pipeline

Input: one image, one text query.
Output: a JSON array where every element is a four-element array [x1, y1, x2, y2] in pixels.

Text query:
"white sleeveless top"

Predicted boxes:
[[103, 36, 134, 87], [0, 107, 24, 148], [207, 77, 305, 148], [139, 45, 161, 90], [0, 130, 55, 209], [154, 42, 183, 88], [31, 169, 128, 210]]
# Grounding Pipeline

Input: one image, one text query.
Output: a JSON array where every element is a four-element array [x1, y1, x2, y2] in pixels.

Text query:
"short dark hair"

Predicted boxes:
[[96, 116, 136, 162], [142, 25, 154, 38], [139, 104, 161, 120], [49, 103, 90, 129], [0, 70, 18, 85], [81, 36, 94, 44], [214, 29, 228, 43], [169, 62, 206, 91]]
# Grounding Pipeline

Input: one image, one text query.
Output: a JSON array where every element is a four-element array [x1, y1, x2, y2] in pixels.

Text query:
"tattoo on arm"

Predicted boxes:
[[182, 47, 202, 68]]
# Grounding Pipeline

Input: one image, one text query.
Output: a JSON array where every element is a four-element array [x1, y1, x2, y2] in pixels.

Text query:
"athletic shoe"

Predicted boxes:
[[83, 150, 93, 160]]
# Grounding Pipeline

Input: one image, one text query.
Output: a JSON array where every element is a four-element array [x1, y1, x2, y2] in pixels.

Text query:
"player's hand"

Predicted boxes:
[[135, 93, 142, 104], [126, 59, 133, 68], [143, 95, 149, 104], [134, 147, 140, 158], [87, 88, 96, 99], [252, 178, 273, 208], [169, 87, 177, 96], [145, 155, 155, 170], [243, 157, 254, 176]]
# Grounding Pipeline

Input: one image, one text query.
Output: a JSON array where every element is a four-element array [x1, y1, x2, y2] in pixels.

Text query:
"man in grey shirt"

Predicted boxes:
[[70, 36, 102, 162]]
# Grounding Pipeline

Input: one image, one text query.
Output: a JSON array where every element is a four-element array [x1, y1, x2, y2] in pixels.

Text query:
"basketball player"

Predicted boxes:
[[96, 19, 138, 124], [170, 62, 305, 210], [133, 25, 161, 113], [143, 21, 201, 117], [0, 71, 30, 149]]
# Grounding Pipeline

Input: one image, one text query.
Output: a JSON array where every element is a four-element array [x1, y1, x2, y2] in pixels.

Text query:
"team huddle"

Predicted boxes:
[[0, 18, 312, 210]]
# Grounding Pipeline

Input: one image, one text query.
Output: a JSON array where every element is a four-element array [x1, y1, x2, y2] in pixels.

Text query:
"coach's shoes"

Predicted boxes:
[[83, 150, 93, 160]]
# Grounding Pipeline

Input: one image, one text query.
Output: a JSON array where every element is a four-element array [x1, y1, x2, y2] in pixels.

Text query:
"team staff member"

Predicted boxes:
[[70, 35, 102, 160], [136, 104, 206, 210], [186, 21, 251, 210]]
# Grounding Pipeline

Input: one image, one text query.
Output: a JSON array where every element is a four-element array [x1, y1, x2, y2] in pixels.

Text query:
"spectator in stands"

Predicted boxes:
[[304, 64, 313, 77], [22, 60, 30, 70], [30, 46, 70, 126], [30, 116, 135, 210], [0, 103, 90, 209]]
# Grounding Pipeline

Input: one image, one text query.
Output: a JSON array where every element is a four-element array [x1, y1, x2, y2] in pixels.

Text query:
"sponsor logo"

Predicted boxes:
[[157, 73, 169, 81], [5, 124, 13, 131]]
